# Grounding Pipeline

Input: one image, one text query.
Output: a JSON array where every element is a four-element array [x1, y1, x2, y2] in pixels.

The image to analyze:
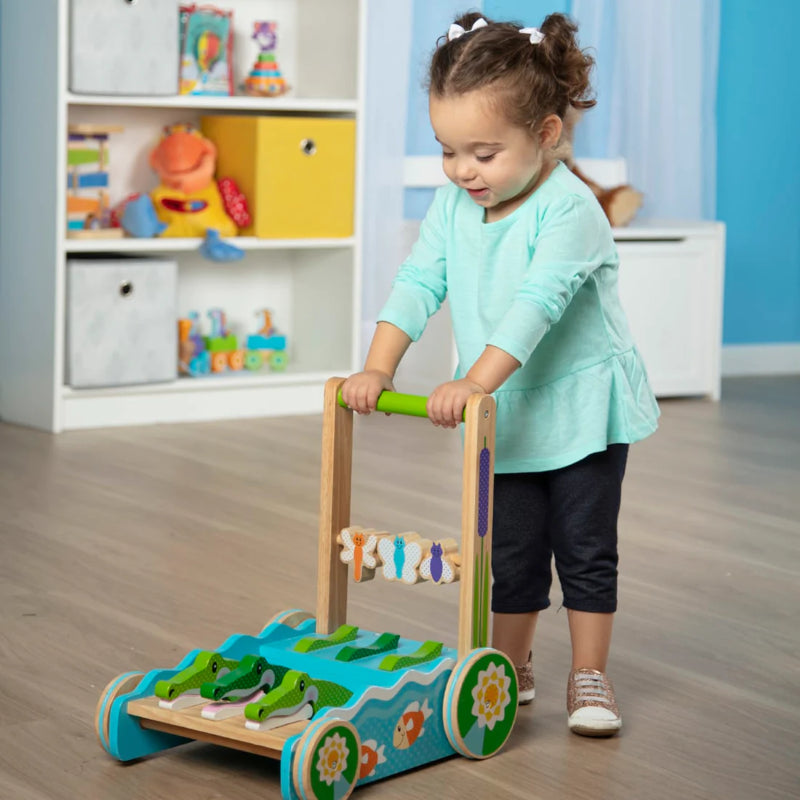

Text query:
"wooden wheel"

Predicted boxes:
[[268, 350, 288, 371], [95, 671, 143, 755], [244, 350, 263, 371], [292, 717, 361, 800], [443, 648, 517, 759], [262, 608, 314, 632]]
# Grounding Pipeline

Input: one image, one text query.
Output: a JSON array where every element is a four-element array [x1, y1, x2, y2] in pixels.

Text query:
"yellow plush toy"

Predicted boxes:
[[148, 123, 249, 238]]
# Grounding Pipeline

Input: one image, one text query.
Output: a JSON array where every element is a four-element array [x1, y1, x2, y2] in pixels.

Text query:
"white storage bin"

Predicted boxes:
[[67, 257, 178, 388], [69, 0, 179, 95]]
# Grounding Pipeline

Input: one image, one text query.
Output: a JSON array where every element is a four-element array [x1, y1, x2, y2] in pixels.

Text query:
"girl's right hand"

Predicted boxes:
[[341, 370, 395, 415]]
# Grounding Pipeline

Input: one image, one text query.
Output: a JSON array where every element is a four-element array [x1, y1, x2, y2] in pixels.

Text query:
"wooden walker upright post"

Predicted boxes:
[[316, 377, 496, 659]]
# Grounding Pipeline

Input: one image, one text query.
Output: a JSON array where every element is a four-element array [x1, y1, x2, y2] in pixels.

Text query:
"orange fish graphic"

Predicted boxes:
[[393, 698, 432, 750], [360, 739, 387, 778]]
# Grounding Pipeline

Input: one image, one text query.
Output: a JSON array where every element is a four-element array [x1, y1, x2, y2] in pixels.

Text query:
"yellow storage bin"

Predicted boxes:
[[201, 115, 356, 239]]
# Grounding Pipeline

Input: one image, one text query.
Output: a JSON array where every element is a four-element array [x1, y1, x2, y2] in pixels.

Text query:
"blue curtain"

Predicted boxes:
[[570, 0, 721, 220], [363, 0, 413, 346]]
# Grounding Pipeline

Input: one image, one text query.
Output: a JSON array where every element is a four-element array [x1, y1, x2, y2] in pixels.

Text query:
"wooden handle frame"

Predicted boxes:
[[337, 388, 466, 420], [318, 378, 496, 659]]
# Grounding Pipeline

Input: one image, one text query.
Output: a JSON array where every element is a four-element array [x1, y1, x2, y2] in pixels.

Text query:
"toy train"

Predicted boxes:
[[179, 308, 288, 377]]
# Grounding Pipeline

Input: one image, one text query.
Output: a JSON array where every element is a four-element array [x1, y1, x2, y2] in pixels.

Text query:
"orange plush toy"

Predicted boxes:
[[149, 123, 250, 239]]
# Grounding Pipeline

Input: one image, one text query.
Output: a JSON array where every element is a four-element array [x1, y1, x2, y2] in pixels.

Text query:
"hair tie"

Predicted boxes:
[[519, 27, 545, 44], [447, 18, 488, 42]]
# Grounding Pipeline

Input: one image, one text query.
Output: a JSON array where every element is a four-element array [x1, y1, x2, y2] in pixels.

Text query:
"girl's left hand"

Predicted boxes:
[[427, 379, 487, 428]]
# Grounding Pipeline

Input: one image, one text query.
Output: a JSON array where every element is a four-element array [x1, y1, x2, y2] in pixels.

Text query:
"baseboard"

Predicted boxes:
[[721, 343, 800, 376]]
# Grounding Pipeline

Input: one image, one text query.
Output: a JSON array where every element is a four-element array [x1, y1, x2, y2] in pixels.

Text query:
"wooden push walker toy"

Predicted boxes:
[[95, 378, 518, 799]]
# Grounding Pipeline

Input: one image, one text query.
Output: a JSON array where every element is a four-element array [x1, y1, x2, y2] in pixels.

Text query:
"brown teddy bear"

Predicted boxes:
[[554, 108, 644, 228]]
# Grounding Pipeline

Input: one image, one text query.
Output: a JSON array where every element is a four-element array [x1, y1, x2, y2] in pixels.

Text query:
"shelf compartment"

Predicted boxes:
[[60, 246, 357, 429], [61, 369, 347, 430]]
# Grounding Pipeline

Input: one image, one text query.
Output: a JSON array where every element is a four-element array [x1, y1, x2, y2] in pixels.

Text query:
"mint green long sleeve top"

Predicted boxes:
[[377, 162, 660, 472]]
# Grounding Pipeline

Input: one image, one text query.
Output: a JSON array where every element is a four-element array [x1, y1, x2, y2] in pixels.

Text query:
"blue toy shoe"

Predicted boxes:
[[200, 229, 245, 262]]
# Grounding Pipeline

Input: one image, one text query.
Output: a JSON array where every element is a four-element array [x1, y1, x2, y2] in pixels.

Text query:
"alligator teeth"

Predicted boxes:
[[201, 689, 269, 721], [158, 692, 207, 711], [244, 705, 313, 731]]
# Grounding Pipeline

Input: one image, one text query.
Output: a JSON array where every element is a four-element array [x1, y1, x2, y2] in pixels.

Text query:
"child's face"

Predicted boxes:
[[430, 90, 549, 222]]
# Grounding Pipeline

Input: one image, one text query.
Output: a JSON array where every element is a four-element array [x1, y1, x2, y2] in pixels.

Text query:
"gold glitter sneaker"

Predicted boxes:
[[567, 668, 621, 736], [516, 652, 535, 705]]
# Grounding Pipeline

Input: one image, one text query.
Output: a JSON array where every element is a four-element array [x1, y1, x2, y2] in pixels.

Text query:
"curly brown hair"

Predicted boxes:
[[429, 12, 596, 133]]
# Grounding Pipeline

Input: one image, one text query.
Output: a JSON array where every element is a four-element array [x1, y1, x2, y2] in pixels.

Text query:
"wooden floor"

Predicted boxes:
[[0, 376, 798, 800]]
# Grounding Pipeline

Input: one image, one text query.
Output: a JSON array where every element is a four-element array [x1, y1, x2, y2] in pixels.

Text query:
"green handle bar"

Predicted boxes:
[[337, 388, 468, 420]]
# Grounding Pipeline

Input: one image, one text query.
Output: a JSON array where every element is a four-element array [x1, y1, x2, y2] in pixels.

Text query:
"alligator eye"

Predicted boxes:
[[299, 680, 305, 692], [257, 662, 264, 674], [211, 660, 218, 673]]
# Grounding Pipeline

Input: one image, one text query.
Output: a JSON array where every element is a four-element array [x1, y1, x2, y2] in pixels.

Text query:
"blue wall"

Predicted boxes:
[[716, 0, 800, 344]]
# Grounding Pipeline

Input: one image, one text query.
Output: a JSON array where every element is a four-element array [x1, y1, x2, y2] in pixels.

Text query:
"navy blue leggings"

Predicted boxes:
[[491, 444, 629, 614]]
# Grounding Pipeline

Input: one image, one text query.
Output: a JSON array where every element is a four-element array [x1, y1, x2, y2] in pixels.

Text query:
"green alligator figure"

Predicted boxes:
[[200, 654, 287, 702], [243, 670, 353, 730], [154, 651, 238, 707]]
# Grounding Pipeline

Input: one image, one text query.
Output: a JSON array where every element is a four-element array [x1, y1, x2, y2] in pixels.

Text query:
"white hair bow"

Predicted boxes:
[[520, 27, 545, 44], [448, 17, 488, 42]]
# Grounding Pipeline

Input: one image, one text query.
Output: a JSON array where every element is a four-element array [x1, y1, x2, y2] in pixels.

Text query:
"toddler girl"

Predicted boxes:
[[342, 12, 659, 737]]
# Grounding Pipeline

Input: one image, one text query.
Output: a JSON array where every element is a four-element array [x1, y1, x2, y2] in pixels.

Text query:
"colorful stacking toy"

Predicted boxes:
[[95, 379, 517, 799], [244, 21, 289, 97]]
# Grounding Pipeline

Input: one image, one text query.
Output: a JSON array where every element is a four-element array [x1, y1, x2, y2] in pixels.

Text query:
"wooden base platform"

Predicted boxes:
[[127, 697, 309, 760]]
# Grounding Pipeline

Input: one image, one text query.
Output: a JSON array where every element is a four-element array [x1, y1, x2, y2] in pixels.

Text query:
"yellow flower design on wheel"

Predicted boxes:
[[315, 731, 350, 786], [470, 661, 511, 730], [295, 719, 360, 799]]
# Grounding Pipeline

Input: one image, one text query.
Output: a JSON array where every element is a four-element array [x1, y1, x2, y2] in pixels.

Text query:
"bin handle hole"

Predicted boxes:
[[300, 138, 317, 156], [120, 281, 134, 297]]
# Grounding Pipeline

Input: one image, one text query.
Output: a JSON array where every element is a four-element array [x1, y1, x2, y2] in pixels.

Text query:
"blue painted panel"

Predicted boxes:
[[484, 0, 569, 24], [717, 0, 800, 344], [312, 663, 456, 785]]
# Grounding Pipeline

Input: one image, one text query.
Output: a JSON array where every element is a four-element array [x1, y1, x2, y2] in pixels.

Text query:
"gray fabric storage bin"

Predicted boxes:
[[67, 257, 177, 388], [70, 0, 179, 95]]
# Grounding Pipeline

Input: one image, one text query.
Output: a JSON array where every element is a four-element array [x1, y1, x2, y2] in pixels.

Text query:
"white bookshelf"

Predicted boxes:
[[0, 0, 366, 432]]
